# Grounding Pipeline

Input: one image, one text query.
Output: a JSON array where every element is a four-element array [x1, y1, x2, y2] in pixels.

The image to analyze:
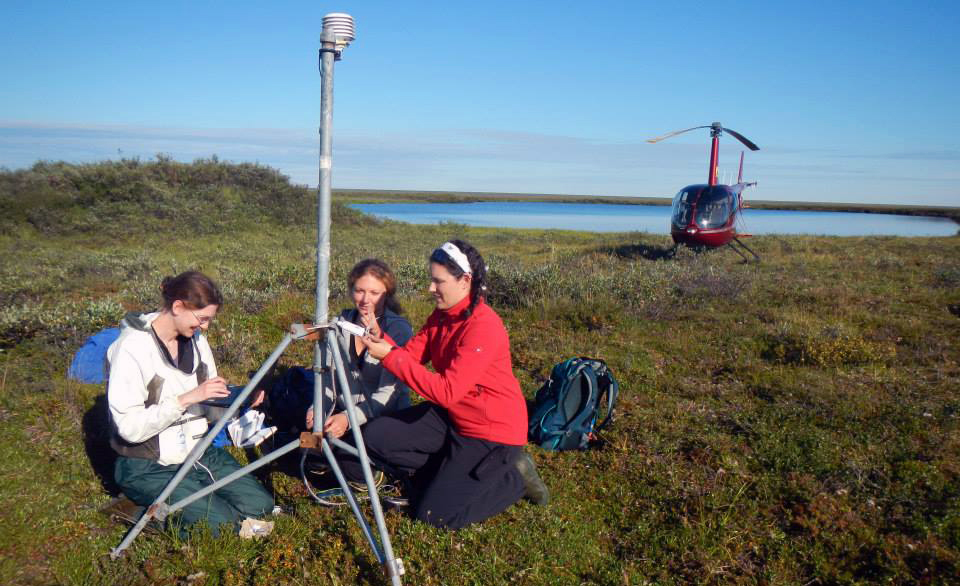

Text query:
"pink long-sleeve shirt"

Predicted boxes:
[[382, 296, 527, 445]]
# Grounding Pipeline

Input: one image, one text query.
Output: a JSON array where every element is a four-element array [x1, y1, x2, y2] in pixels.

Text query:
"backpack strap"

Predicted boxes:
[[534, 359, 596, 449], [580, 358, 618, 433], [555, 361, 600, 449], [594, 363, 618, 432]]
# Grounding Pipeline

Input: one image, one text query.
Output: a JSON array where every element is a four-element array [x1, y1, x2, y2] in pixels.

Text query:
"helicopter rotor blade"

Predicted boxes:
[[721, 127, 760, 151], [646, 125, 711, 144]]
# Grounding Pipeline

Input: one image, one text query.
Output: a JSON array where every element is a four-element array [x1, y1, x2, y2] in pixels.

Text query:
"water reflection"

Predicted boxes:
[[351, 202, 958, 237]]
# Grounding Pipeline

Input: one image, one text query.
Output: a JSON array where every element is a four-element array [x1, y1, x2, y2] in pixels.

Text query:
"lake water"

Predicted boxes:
[[351, 202, 958, 237]]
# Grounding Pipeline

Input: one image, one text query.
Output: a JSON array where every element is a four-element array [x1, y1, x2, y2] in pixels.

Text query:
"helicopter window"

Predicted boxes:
[[672, 188, 698, 228], [673, 202, 693, 228], [695, 187, 733, 229]]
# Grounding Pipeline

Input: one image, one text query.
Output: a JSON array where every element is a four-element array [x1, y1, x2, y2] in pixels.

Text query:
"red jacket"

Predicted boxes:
[[382, 296, 527, 445]]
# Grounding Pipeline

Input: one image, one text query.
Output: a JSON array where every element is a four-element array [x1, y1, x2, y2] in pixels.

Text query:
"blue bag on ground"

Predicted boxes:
[[68, 327, 121, 383], [528, 357, 619, 451]]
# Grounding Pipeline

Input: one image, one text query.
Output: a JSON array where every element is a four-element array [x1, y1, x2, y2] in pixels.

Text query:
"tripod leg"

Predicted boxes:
[[325, 329, 404, 584], [304, 333, 382, 559], [318, 437, 383, 558], [166, 439, 300, 514]]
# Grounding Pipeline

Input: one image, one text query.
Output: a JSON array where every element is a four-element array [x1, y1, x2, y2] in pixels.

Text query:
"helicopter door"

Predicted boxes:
[[671, 187, 698, 229]]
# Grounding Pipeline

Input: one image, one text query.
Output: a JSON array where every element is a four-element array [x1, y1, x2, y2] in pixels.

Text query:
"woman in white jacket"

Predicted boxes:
[[107, 271, 273, 536]]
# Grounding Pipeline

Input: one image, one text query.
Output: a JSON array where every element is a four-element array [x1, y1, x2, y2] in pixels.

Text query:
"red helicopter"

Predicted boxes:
[[647, 122, 761, 261]]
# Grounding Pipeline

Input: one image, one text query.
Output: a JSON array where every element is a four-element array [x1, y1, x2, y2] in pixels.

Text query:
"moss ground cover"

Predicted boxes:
[[0, 160, 958, 584]]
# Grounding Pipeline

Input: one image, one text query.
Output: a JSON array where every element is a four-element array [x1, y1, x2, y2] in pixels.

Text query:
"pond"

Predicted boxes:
[[350, 201, 958, 237]]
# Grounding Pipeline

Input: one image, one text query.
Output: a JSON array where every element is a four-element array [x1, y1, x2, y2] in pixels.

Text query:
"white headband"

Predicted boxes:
[[439, 242, 472, 275]]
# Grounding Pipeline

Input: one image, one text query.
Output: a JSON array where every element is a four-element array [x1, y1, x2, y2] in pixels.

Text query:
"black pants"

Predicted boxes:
[[344, 403, 525, 529]]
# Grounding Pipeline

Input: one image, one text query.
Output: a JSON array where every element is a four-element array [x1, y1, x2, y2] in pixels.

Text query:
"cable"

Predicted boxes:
[[300, 363, 349, 506]]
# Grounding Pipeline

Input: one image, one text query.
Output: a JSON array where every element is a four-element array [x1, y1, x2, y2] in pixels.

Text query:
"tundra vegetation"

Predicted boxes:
[[0, 158, 958, 585]]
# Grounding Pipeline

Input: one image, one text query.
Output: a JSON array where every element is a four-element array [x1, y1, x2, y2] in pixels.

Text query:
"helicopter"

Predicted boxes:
[[647, 122, 761, 261]]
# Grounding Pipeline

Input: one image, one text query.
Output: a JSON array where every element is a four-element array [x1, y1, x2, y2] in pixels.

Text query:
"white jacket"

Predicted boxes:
[[107, 312, 217, 466]]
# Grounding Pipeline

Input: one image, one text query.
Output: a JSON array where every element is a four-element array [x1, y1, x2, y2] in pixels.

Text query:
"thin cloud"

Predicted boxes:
[[841, 150, 960, 162], [0, 121, 956, 205]]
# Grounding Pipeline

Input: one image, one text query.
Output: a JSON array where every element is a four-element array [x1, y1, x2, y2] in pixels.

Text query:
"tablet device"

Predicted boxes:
[[200, 384, 255, 409]]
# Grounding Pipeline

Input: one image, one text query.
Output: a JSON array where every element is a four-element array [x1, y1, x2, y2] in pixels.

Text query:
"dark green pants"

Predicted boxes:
[[115, 447, 274, 537]]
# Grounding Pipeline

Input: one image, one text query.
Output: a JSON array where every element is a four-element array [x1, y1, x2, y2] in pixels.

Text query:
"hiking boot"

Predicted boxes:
[[348, 469, 386, 494], [99, 494, 162, 533], [382, 495, 411, 514], [312, 487, 348, 507], [304, 458, 330, 476], [310, 470, 387, 507], [515, 452, 549, 505], [100, 494, 144, 524]]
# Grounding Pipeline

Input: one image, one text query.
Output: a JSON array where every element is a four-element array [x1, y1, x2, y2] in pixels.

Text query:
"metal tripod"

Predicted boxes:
[[110, 14, 404, 584], [109, 323, 404, 583]]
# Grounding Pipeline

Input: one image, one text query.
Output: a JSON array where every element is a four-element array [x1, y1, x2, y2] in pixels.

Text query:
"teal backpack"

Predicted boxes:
[[528, 357, 619, 451]]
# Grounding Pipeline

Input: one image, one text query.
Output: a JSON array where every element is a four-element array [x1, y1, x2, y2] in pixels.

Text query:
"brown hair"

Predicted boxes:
[[347, 259, 402, 314], [429, 239, 487, 316], [160, 271, 223, 311]]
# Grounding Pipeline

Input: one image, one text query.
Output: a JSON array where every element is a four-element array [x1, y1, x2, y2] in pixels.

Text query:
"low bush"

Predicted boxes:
[[934, 265, 960, 289], [762, 320, 896, 367], [0, 157, 373, 237], [0, 298, 124, 348]]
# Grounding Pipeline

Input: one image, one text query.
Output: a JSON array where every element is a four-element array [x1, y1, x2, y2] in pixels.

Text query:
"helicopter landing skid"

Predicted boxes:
[[728, 237, 760, 263]]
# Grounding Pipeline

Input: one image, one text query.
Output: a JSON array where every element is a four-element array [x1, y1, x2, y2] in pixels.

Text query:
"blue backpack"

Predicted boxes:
[[68, 327, 121, 383], [528, 357, 619, 451]]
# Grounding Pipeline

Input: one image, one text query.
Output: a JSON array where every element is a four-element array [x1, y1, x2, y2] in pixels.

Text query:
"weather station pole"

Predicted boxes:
[[312, 15, 340, 441], [312, 14, 405, 585], [315, 14, 351, 327]]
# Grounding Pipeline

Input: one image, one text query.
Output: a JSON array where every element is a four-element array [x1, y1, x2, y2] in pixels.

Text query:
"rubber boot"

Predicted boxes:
[[515, 451, 549, 505]]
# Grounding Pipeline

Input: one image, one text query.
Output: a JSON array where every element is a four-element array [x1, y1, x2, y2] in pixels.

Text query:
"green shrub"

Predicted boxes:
[[0, 158, 373, 237], [0, 298, 124, 348], [762, 321, 896, 366], [934, 265, 960, 288]]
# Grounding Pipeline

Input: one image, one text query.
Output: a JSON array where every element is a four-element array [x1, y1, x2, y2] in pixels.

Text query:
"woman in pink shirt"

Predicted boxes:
[[359, 240, 548, 529]]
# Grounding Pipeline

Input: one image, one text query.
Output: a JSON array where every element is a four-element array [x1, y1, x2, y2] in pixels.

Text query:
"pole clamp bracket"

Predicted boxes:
[[291, 323, 329, 340], [299, 432, 323, 449], [318, 47, 342, 67]]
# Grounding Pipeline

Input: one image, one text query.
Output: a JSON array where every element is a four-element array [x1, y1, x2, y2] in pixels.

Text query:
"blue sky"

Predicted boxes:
[[1, 1, 958, 205]]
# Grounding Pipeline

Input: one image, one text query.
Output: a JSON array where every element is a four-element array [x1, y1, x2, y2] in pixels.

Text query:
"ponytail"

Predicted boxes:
[[160, 271, 223, 310]]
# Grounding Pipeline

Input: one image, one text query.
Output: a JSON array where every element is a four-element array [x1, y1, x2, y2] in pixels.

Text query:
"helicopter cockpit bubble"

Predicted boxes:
[[694, 186, 735, 230]]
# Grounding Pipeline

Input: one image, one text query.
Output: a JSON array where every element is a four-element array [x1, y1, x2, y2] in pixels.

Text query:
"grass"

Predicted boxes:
[[0, 159, 958, 584]]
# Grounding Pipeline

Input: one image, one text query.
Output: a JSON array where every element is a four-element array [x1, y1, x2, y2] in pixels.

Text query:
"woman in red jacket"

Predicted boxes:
[[359, 239, 548, 529]]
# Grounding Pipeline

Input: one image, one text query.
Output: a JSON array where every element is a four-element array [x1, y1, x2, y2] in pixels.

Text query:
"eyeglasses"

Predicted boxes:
[[189, 309, 214, 326]]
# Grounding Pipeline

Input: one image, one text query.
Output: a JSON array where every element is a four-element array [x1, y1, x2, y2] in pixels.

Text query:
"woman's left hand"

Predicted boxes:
[[361, 334, 393, 360], [359, 309, 381, 338], [250, 389, 265, 409], [323, 412, 350, 438]]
